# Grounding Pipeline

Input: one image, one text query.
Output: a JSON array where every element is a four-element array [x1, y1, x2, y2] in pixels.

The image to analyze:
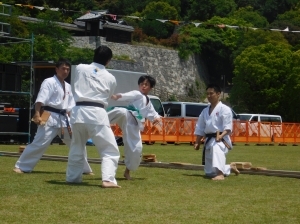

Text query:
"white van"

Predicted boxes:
[[162, 102, 238, 119], [238, 114, 282, 123], [237, 113, 282, 137], [161, 102, 238, 143]]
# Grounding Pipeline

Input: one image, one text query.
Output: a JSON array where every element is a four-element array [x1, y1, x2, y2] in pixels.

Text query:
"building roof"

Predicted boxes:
[[103, 21, 134, 32], [76, 10, 108, 21]]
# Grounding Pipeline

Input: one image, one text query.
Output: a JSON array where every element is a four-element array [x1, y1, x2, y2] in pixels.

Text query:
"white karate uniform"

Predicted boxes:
[[108, 90, 160, 171], [194, 101, 233, 177], [66, 62, 120, 184], [15, 75, 92, 173]]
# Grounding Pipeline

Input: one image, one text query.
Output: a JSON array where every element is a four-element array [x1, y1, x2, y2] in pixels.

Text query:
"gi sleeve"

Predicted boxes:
[[35, 80, 51, 105], [118, 90, 143, 102], [194, 111, 206, 136], [67, 87, 75, 113], [145, 102, 160, 121], [221, 107, 233, 134]]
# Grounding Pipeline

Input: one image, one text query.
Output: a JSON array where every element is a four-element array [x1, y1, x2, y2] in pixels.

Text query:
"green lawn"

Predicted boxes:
[[0, 143, 299, 224]]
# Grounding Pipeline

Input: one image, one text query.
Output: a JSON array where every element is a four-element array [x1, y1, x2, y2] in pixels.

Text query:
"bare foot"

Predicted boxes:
[[83, 172, 95, 176], [123, 168, 132, 180], [212, 175, 225, 180], [101, 181, 121, 188], [13, 168, 24, 173], [230, 163, 240, 176]]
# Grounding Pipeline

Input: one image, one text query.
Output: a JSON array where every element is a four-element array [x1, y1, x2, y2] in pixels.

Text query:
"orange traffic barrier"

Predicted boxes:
[[111, 118, 300, 144]]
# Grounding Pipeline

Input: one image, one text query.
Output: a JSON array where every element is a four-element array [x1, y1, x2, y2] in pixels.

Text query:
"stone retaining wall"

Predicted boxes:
[[71, 36, 207, 100]]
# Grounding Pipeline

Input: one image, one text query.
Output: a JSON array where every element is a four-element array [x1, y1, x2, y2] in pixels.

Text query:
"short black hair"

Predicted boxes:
[[138, 75, 156, 88], [56, 58, 71, 68], [206, 83, 221, 93], [93, 45, 113, 66]]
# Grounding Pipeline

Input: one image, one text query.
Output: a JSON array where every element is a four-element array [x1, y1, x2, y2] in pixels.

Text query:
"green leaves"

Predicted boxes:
[[230, 43, 300, 118]]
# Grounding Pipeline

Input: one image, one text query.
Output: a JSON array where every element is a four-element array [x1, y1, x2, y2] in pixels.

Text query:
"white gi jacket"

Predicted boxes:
[[35, 75, 74, 127], [115, 90, 160, 130], [194, 101, 233, 149], [70, 62, 117, 125]]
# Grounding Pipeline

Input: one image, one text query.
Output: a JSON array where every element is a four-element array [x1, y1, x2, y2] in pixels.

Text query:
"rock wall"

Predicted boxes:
[[71, 36, 207, 100]]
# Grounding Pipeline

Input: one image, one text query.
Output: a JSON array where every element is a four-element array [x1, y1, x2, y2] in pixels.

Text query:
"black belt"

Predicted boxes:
[[202, 133, 217, 165], [42, 106, 72, 139], [202, 132, 231, 165], [76, 101, 104, 108], [43, 106, 66, 115]]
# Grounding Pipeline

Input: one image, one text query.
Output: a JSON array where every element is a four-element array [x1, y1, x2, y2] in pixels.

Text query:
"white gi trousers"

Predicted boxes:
[[66, 123, 119, 184], [15, 125, 92, 173], [204, 143, 231, 177], [108, 108, 142, 171]]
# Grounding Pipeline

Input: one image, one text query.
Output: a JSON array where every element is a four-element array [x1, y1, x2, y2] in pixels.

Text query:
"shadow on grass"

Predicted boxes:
[[46, 180, 100, 187], [183, 173, 211, 179], [117, 177, 146, 181], [31, 171, 66, 175]]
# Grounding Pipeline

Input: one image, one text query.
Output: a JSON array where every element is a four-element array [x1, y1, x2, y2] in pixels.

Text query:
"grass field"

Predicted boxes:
[[0, 143, 299, 224]]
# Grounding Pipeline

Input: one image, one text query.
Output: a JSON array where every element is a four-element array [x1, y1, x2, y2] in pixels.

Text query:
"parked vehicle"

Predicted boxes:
[[237, 113, 282, 138], [161, 101, 238, 143], [162, 102, 238, 119]]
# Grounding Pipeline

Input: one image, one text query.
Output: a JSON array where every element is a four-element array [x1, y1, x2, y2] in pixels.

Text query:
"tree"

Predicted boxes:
[[231, 6, 269, 28], [139, 2, 178, 39], [279, 50, 300, 122], [231, 29, 290, 61], [270, 9, 300, 51], [187, 0, 236, 21], [178, 16, 246, 86], [230, 43, 295, 117], [235, 0, 299, 23]]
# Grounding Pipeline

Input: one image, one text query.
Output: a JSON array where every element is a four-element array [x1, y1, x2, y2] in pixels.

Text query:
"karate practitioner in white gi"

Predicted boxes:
[[13, 58, 93, 174], [66, 46, 121, 188], [108, 75, 161, 180], [194, 83, 239, 180]]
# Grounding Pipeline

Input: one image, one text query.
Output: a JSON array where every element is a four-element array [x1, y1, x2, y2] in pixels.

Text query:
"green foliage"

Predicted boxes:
[[141, 1, 178, 20], [132, 28, 180, 48], [231, 6, 269, 28], [112, 54, 134, 61], [63, 47, 94, 64], [138, 2, 178, 39], [187, 0, 236, 21], [99, 0, 181, 17], [167, 94, 177, 101], [279, 50, 300, 122], [232, 29, 290, 60], [230, 43, 297, 116], [270, 8, 300, 50]]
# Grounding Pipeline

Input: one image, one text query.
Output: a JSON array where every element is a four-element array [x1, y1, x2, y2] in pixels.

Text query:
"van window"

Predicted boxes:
[[260, 116, 281, 123], [150, 99, 165, 117], [164, 104, 181, 117], [251, 116, 258, 122], [186, 104, 207, 117], [238, 114, 252, 121]]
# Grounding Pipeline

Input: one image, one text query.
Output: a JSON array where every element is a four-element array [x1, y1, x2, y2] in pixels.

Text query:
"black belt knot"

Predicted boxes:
[[206, 133, 217, 138], [41, 106, 71, 139], [202, 133, 218, 165], [76, 101, 104, 108]]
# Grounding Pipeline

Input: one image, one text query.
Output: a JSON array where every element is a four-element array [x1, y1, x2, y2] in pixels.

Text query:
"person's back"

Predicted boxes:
[[66, 46, 120, 188], [70, 62, 116, 125]]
